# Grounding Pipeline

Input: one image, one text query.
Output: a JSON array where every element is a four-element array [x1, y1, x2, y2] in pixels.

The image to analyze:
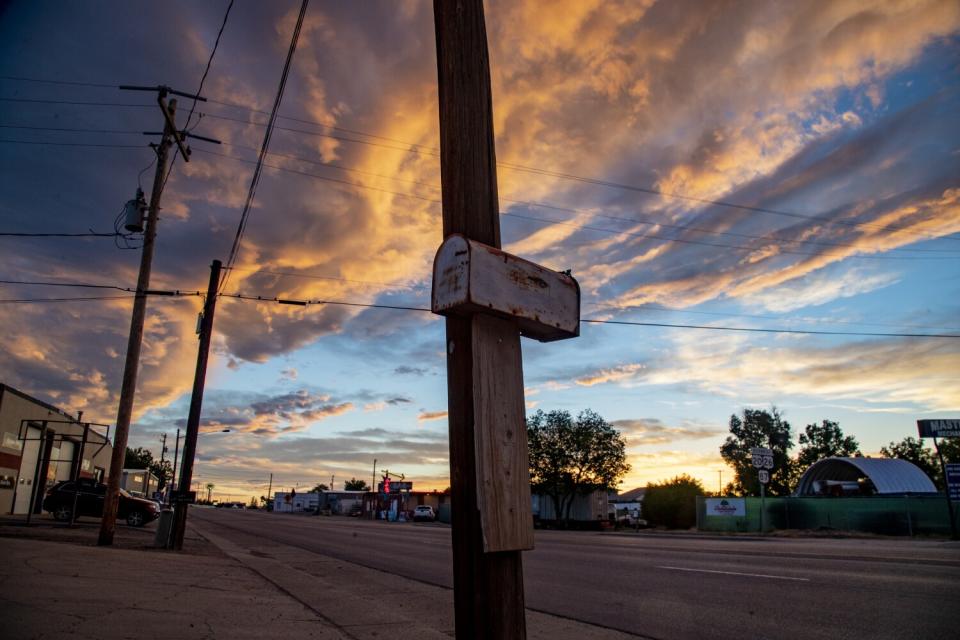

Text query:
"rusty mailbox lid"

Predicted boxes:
[[431, 234, 580, 342]]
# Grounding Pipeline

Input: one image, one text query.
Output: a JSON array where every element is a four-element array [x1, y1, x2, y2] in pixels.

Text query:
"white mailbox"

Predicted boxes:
[[431, 234, 580, 342]]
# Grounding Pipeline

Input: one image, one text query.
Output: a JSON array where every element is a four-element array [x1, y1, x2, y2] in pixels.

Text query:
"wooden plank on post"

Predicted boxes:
[[472, 314, 535, 552]]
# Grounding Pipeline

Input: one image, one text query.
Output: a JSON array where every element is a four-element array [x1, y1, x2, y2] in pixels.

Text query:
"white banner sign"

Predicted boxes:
[[705, 498, 746, 517]]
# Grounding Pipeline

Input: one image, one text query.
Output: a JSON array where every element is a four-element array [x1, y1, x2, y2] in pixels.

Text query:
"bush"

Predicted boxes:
[[642, 474, 705, 529]]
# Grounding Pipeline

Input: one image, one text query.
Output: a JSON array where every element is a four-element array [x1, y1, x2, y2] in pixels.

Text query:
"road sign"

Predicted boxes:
[[947, 464, 960, 500], [172, 490, 196, 504], [758, 470, 770, 484], [751, 447, 774, 469], [917, 419, 960, 438]]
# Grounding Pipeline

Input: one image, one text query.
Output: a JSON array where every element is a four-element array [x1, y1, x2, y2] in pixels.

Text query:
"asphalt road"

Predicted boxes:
[[189, 509, 960, 639]]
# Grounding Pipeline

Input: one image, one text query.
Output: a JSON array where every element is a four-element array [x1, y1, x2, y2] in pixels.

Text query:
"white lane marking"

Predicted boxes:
[[658, 566, 810, 582]]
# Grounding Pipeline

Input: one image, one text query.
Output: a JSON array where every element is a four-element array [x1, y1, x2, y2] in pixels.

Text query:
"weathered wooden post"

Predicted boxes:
[[432, 2, 580, 636]]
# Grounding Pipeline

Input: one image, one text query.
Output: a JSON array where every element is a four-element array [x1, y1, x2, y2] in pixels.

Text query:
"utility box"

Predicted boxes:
[[431, 234, 580, 342], [154, 508, 174, 548]]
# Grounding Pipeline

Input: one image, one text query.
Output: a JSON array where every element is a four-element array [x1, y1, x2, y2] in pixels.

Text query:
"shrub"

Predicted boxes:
[[642, 474, 705, 529]]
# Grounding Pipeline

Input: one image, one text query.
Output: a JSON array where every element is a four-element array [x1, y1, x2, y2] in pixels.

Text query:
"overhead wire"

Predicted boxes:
[[194, 148, 956, 262], [159, 0, 235, 194], [0, 295, 135, 303], [0, 230, 127, 238], [3, 277, 957, 338], [2, 120, 956, 258], [220, 0, 310, 294], [3, 88, 957, 245]]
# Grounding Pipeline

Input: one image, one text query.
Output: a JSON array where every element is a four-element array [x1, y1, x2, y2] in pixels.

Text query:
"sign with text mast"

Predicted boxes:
[[917, 419, 960, 439]]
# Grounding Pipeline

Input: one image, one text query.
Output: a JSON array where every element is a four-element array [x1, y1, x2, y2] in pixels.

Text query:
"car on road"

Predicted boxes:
[[42, 479, 161, 527], [413, 505, 436, 522]]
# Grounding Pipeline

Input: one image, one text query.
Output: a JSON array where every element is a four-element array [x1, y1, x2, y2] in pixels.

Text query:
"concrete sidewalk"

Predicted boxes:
[[0, 521, 348, 639], [0, 516, 635, 639]]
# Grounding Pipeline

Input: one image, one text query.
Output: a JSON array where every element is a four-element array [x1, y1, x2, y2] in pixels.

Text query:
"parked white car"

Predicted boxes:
[[413, 505, 436, 522]]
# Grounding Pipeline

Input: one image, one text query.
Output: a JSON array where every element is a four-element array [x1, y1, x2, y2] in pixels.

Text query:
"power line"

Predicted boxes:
[[5, 277, 956, 338], [196, 148, 956, 262], [0, 295, 135, 303], [5, 121, 956, 258], [589, 301, 960, 332], [0, 230, 126, 238], [578, 317, 960, 339], [0, 124, 141, 135], [0, 138, 145, 149], [0, 74, 115, 89], [0, 97, 154, 108], [216, 291, 960, 339], [221, 0, 310, 294], [161, 0, 235, 195], [0, 279, 203, 296], [4, 89, 956, 245], [502, 212, 957, 261]]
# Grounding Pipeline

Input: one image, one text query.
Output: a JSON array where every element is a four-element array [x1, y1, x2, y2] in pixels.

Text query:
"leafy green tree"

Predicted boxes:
[[527, 409, 630, 525], [719, 407, 794, 496], [310, 483, 329, 493], [344, 478, 369, 491], [796, 420, 860, 469], [642, 475, 705, 529], [880, 437, 945, 489]]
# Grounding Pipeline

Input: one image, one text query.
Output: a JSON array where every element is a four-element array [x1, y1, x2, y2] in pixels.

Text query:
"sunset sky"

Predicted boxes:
[[2, 1, 958, 502]]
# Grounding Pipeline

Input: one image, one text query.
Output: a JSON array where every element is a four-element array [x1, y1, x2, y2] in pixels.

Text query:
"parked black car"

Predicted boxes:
[[42, 479, 161, 527]]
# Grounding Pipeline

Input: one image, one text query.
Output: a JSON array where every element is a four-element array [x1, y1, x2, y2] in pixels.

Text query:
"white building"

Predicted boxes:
[[273, 490, 320, 513]]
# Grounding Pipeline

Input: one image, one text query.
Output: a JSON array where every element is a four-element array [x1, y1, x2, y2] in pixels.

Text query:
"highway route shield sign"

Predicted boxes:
[[758, 470, 770, 484]]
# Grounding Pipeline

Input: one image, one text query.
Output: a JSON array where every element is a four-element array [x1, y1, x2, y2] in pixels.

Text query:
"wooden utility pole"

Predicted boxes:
[[434, 2, 527, 636], [98, 99, 178, 546], [170, 259, 222, 550]]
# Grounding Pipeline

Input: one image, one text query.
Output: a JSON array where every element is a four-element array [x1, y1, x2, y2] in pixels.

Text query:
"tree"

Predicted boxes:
[[310, 483, 329, 493], [205, 483, 215, 503], [124, 446, 153, 469], [642, 475, 705, 529], [124, 446, 172, 491], [527, 409, 630, 525], [719, 407, 794, 496], [344, 478, 369, 491], [796, 420, 860, 469], [152, 459, 173, 492], [880, 437, 942, 488]]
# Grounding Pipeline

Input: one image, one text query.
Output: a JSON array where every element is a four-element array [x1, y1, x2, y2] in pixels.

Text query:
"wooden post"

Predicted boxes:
[[434, 1, 528, 637], [170, 259, 222, 550], [98, 99, 177, 546]]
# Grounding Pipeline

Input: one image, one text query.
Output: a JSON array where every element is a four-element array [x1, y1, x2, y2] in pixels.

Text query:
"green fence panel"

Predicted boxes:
[[697, 496, 958, 535]]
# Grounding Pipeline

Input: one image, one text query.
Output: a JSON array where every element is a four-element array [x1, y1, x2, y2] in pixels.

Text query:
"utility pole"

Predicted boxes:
[[170, 259, 222, 550], [267, 472, 273, 509], [98, 98, 179, 547], [168, 427, 180, 506], [434, 2, 544, 636]]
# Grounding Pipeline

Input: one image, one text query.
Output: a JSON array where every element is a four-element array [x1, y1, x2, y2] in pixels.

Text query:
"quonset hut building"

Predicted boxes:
[[794, 457, 937, 496]]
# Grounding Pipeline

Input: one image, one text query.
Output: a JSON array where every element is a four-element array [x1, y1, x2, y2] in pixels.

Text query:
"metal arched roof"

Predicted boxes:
[[794, 457, 937, 495]]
